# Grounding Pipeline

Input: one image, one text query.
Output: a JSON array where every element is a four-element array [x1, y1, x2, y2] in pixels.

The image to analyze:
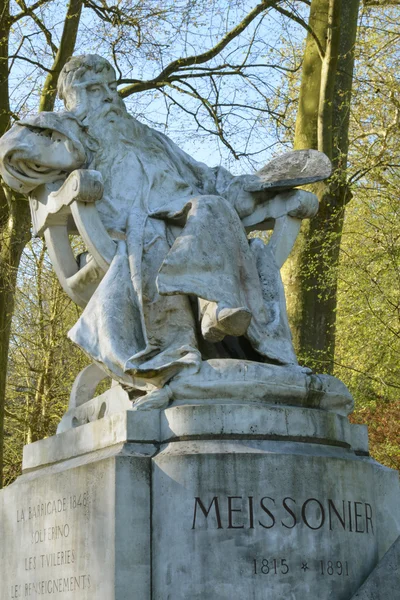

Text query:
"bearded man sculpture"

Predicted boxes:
[[0, 54, 351, 416]]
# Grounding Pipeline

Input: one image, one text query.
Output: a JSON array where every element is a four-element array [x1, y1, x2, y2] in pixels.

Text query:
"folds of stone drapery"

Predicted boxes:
[[69, 194, 297, 392], [156, 195, 297, 366], [68, 215, 201, 392]]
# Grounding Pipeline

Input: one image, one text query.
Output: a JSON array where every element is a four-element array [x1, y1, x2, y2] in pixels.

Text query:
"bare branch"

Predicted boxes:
[[118, 61, 302, 90], [27, 11, 58, 56], [11, 0, 53, 24], [0, 54, 53, 72], [273, 4, 325, 61], [4, 407, 27, 425], [120, 0, 281, 98]]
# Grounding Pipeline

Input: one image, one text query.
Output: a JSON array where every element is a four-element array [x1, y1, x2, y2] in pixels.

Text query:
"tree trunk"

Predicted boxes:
[[0, 0, 83, 487], [0, 0, 32, 489], [0, 190, 31, 488], [27, 249, 61, 443], [282, 0, 360, 373], [39, 0, 83, 111]]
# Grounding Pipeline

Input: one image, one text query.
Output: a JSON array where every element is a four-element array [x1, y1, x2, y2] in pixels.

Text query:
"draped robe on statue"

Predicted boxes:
[[0, 111, 296, 391]]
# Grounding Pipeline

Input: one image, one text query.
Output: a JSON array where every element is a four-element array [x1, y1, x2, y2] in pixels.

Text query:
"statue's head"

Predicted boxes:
[[58, 54, 126, 121]]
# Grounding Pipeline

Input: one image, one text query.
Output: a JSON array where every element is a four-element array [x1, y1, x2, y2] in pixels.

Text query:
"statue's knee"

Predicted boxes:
[[198, 194, 233, 213]]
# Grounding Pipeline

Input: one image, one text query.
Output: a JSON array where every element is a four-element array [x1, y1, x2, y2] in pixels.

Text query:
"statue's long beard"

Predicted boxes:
[[83, 109, 138, 167]]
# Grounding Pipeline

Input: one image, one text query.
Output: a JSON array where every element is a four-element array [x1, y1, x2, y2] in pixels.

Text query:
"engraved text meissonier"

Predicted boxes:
[[192, 496, 374, 533]]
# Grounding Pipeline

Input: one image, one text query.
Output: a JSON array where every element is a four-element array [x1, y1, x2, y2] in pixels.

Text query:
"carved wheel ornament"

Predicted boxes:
[[29, 169, 117, 308]]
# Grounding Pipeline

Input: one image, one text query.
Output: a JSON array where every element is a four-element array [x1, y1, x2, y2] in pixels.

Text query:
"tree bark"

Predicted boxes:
[[0, 199, 31, 492], [0, 0, 31, 489], [27, 249, 62, 443], [39, 0, 83, 111], [282, 0, 360, 373]]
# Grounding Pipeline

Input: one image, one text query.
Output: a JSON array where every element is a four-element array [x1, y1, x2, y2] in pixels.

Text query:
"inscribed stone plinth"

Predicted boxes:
[[0, 443, 154, 599], [1, 404, 399, 600]]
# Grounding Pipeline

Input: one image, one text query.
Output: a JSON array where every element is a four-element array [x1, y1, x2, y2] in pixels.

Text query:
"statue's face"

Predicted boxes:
[[66, 69, 126, 121]]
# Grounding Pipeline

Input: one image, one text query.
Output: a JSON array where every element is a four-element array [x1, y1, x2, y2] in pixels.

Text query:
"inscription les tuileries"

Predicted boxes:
[[24, 549, 76, 571], [192, 495, 374, 533]]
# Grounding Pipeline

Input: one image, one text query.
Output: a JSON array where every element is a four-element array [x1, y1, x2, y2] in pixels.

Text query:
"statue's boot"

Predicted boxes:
[[201, 301, 252, 342]]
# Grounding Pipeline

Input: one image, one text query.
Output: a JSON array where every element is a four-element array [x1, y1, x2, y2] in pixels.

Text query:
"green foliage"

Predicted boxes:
[[3, 240, 90, 485], [335, 187, 400, 469], [333, 5, 400, 469]]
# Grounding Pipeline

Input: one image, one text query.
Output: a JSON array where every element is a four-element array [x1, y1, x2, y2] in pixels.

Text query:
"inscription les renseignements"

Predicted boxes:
[[10, 575, 91, 598]]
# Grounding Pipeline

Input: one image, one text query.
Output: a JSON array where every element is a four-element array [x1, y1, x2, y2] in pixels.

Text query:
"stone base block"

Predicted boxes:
[[0, 444, 154, 599], [0, 403, 399, 600], [349, 535, 400, 599]]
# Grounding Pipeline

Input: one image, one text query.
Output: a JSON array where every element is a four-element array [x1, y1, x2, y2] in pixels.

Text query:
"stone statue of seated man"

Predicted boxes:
[[0, 54, 348, 414]]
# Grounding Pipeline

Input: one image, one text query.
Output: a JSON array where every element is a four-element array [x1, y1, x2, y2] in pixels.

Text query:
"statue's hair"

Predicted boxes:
[[58, 55, 116, 103]]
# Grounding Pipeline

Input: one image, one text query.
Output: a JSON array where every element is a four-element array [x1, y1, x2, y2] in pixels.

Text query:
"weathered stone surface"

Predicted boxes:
[[350, 535, 400, 599], [56, 384, 132, 433], [154, 452, 355, 598], [0, 444, 155, 600], [162, 359, 354, 416], [152, 440, 399, 600], [161, 403, 354, 446], [24, 401, 367, 472], [244, 148, 332, 191], [23, 409, 160, 472], [58, 358, 355, 421], [1, 405, 399, 600]]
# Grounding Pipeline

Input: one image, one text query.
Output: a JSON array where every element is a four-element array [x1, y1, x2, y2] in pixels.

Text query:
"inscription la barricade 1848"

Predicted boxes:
[[16, 493, 89, 524], [10, 493, 91, 599]]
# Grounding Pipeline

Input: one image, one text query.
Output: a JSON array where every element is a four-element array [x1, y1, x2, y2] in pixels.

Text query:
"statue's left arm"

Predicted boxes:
[[149, 127, 329, 222]]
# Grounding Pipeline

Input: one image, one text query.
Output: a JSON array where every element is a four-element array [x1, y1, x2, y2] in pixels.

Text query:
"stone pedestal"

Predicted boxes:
[[1, 403, 399, 599]]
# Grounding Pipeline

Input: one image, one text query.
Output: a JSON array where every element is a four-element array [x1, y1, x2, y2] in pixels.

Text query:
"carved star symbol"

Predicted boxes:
[[301, 562, 309, 571]]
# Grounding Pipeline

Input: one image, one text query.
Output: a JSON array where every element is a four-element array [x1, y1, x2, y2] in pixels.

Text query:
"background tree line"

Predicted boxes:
[[1, 0, 399, 486]]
